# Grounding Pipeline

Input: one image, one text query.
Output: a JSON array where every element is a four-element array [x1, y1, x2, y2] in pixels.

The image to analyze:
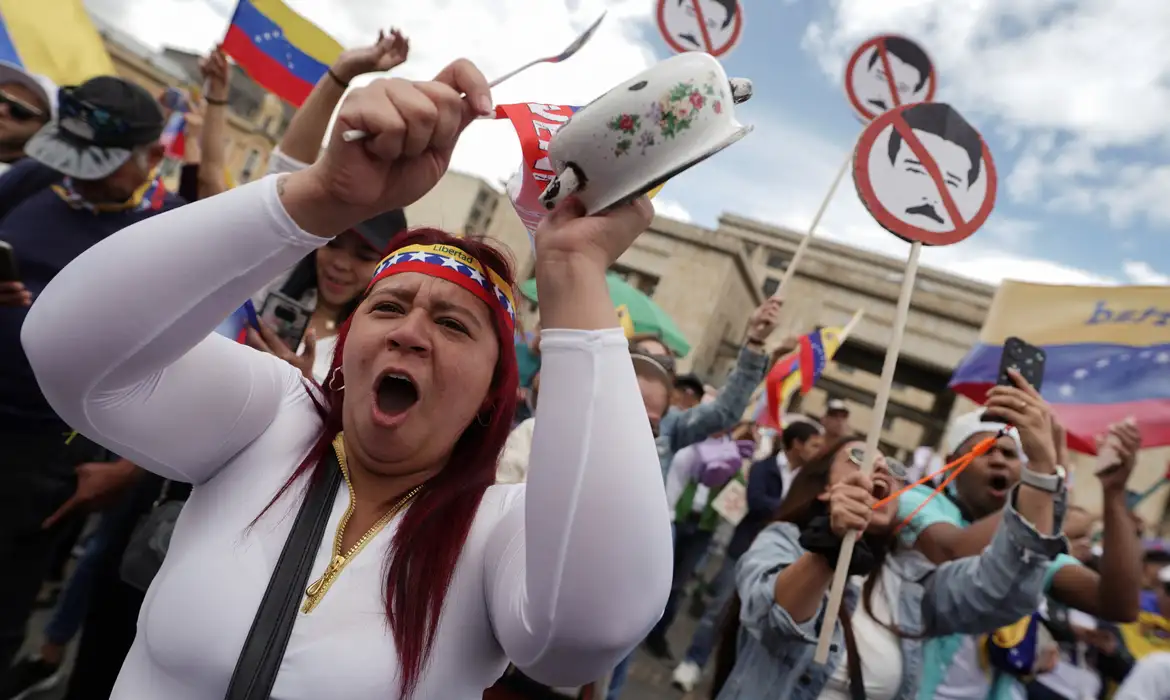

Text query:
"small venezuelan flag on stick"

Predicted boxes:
[[222, 0, 342, 107]]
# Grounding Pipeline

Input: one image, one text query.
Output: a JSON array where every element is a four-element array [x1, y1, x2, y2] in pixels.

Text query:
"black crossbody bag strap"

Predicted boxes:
[[224, 451, 342, 700]]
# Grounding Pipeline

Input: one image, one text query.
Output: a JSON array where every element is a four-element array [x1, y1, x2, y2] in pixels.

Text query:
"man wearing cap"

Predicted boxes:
[[822, 397, 851, 442], [0, 62, 56, 174], [896, 402, 1143, 699], [0, 75, 181, 673]]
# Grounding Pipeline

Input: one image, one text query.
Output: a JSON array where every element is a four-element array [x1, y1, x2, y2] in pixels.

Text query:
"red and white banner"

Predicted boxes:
[[494, 103, 581, 240]]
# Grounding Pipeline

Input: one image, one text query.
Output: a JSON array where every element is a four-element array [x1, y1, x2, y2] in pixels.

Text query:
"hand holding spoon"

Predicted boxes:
[[341, 12, 606, 143]]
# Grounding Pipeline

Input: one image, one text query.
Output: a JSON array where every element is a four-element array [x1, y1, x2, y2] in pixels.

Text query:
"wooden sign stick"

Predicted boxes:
[[773, 152, 853, 300], [839, 309, 865, 341], [813, 241, 922, 663]]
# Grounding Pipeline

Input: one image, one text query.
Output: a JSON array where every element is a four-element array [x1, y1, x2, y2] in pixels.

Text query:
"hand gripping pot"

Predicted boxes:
[[538, 52, 753, 214]]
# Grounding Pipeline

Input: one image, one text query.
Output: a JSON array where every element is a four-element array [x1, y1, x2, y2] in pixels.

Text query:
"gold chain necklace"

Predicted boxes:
[[302, 434, 423, 614]]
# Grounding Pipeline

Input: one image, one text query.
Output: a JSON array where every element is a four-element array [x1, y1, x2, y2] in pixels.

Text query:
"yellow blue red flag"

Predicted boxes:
[[222, 0, 343, 107], [754, 325, 848, 429], [951, 281, 1170, 452], [0, 0, 114, 85]]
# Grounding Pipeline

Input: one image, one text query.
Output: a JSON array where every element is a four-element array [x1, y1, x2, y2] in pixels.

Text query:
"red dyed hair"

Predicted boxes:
[[261, 227, 519, 698]]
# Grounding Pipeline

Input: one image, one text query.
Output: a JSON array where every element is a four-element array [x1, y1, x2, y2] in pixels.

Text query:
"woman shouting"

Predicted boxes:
[[22, 59, 672, 699]]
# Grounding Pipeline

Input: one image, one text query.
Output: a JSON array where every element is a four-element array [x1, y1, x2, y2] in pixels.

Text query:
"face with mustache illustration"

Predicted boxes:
[[884, 129, 978, 232]]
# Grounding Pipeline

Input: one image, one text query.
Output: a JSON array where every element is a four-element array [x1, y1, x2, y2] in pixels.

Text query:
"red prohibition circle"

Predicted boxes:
[[844, 34, 937, 123], [853, 102, 997, 247], [656, 0, 744, 58]]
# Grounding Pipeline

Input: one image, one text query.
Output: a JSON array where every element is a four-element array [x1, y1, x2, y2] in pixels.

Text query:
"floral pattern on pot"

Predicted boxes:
[[606, 73, 726, 158]]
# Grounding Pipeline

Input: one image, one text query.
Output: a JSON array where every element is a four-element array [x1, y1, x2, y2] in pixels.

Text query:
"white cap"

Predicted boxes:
[[943, 410, 1024, 459], [826, 398, 849, 414], [1159, 565, 1170, 585], [0, 62, 57, 120]]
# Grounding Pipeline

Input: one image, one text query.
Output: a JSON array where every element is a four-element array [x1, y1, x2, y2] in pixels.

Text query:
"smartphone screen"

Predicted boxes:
[[259, 292, 311, 351], [0, 242, 18, 282]]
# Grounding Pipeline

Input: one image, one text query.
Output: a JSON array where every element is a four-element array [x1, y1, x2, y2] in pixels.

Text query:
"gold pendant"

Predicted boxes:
[[304, 555, 346, 599]]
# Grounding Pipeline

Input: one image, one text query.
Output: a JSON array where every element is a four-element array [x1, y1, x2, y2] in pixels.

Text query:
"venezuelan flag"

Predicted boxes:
[[215, 300, 259, 344], [222, 0, 342, 107], [0, 0, 114, 85], [950, 281, 1170, 453], [752, 325, 849, 429]]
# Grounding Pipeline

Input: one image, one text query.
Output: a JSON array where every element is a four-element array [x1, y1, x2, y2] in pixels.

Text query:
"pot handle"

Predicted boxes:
[[730, 78, 753, 104], [538, 166, 582, 210]]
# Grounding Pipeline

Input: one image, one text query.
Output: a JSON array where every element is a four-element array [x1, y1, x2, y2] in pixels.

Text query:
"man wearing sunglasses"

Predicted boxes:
[[0, 74, 180, 676], [0, 62, 55, 175]]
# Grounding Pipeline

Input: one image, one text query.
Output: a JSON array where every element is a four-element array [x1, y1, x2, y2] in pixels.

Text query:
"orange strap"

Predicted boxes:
[[870, 429, 1009, 534]]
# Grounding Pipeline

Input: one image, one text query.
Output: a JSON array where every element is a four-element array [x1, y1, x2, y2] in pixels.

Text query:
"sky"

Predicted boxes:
[[83, 0, 1170, 288]]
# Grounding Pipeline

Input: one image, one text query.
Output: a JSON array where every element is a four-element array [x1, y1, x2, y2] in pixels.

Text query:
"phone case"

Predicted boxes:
[[259, 293, 311, 350], [997, 336, 1046, 391]]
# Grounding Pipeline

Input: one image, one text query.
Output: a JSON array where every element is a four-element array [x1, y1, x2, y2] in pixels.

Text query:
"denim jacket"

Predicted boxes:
[[716, 486, 1069, 700], [656, 345, 767, 476]]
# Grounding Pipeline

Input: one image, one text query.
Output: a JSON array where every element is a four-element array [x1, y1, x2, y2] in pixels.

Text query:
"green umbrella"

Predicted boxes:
[[518, 273, 691, 357]]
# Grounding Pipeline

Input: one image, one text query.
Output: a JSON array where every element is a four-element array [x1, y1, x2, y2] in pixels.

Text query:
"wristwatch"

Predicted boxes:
[[1019, 464, 1066, 494]]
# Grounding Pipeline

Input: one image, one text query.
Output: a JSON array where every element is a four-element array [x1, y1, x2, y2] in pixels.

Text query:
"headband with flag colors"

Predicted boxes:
[[367, 244, 516, 330]]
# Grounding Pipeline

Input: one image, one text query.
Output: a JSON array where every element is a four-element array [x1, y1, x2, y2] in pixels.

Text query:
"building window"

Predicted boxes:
[[766, 249, 788, 269], [891, 380, 908, 392], [762, 277, 779, 296], [465, 187, 498, 234], [836, 364, 856, 374], [240, 148, 261, 182], [882, 414, 895, 431], [610, 263, 659, 297]]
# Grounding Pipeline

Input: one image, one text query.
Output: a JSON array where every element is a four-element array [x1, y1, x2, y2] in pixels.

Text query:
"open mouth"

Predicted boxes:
[[872, 478, 891, 502], [988, 473, 1011, 496], [376, 372, 419, 418]]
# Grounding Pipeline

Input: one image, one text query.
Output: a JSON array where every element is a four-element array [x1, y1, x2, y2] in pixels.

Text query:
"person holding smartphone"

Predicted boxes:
[[247, 208, 408, 384]]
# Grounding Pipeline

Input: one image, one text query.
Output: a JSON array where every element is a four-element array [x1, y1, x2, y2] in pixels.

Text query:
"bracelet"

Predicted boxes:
[[205, 96, 228, 106], [327, 68, 348, 89]]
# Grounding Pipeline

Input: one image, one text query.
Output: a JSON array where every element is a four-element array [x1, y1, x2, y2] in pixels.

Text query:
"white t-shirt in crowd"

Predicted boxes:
[[819, 571, 904, 700], [22, 175, 674, 699]]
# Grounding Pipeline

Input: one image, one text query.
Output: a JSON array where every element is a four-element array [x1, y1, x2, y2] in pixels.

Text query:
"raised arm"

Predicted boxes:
[[21, 178, 324, 483], [481, 199, 673, 685], [278, 30, 410, 166], [921, 486, 1068, 637], [665, 344, 768, 451]]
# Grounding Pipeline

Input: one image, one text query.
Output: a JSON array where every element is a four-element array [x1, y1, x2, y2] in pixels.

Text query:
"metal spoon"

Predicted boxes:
[[341, 11, 606, 143]]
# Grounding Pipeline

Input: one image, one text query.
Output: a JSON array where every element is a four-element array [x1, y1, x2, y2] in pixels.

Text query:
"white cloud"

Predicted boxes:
[[1123, 260, 1170, 285], [651, 197, 694, 223]]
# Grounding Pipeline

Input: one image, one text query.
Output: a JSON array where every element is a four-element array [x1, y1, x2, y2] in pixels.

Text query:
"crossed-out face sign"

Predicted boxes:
[[656, 0, 744, 58], [853, 102, 997, 246], [845, 34, 936, 122]]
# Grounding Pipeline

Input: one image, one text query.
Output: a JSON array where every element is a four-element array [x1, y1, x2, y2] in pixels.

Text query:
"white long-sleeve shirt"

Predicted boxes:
[[21, 175, 673, 699]]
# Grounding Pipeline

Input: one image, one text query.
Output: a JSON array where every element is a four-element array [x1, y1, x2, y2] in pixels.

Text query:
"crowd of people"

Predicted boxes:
[[0, 27, 1167, 700]]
